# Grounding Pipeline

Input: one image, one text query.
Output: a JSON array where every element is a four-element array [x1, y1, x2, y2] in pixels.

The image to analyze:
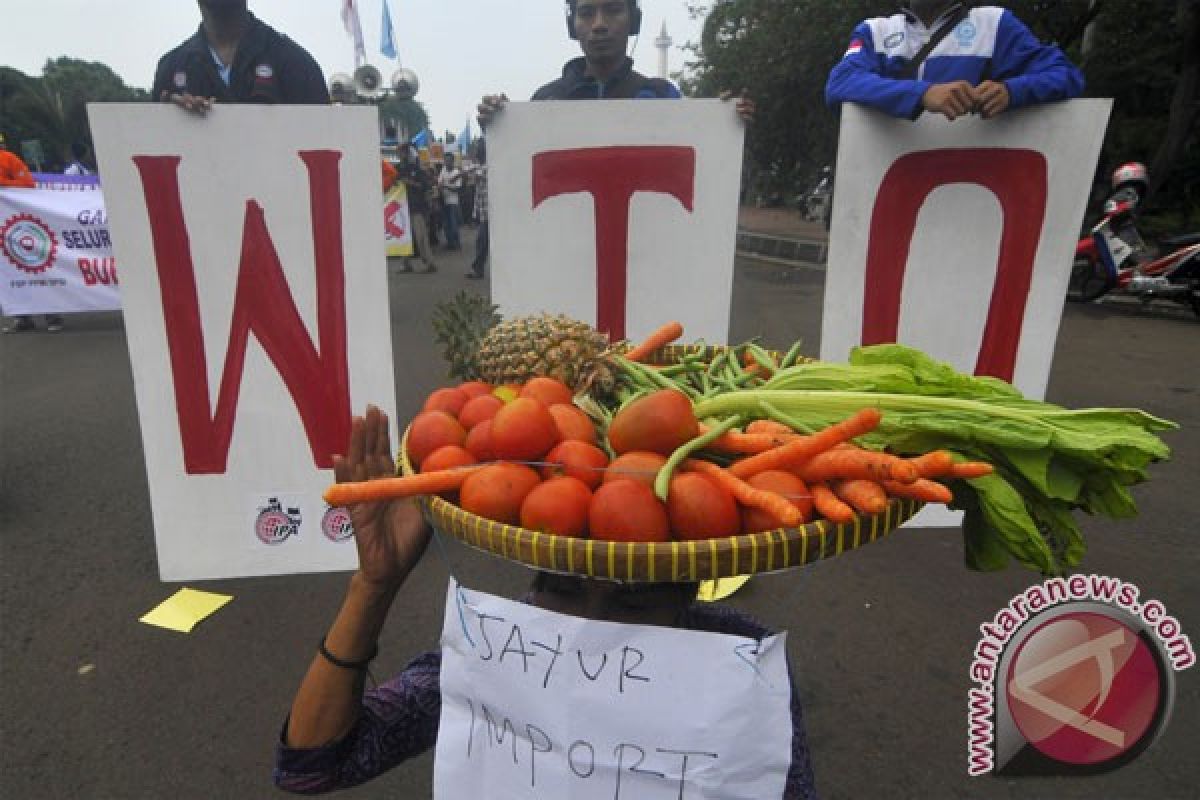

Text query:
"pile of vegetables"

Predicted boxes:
[[582, 338, 1175, 574], [325, 322, 1176, 575]]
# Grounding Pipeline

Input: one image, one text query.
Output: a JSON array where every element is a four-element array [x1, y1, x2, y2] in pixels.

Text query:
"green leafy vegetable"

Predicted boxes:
[[688, 344, 1175, 575]]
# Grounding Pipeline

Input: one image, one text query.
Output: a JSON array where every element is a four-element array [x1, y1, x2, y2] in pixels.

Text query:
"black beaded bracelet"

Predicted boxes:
[[318, 636, 378, 671]]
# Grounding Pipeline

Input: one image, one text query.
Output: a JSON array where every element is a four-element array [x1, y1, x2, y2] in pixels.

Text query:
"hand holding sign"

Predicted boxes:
[[921, 80, 978, 120]]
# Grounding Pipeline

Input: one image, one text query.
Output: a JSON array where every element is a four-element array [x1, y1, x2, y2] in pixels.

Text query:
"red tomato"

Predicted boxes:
[[667, 472, 740, 540]]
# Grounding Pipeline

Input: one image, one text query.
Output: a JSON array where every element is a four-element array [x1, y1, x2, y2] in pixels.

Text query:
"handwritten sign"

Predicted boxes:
[[486, 100, 744, 344], [89, 104, 396, 581], [433, 578, 793, 799]]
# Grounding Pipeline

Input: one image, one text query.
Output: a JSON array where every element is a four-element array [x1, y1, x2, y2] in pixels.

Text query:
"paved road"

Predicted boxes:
[[2, 232, 1197, 799]]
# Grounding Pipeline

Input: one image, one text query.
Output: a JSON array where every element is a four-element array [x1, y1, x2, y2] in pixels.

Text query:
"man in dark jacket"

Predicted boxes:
[[153, 0, 328, 114], [532, 0, 680, 100], [477, 0, 750, 123]]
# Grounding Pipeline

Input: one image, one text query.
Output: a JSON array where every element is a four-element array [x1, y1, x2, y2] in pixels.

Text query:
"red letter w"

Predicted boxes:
[[133, 151, 350, 474]]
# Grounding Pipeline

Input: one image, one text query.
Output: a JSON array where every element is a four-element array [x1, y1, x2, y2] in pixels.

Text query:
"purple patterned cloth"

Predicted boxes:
[[274, 603, 818, 798]]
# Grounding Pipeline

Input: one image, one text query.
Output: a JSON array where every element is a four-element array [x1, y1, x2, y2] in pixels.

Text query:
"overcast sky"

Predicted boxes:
[[1, 0, 708, 138]]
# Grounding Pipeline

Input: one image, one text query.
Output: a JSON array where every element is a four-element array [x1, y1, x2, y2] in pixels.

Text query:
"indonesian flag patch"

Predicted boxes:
[[844, 38, 864, 57]]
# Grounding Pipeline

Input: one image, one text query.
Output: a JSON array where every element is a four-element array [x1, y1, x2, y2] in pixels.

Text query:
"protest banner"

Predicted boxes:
[[0, 182, 120, 315], [487, 100, 744, 344], [822, 100, 1111, 526], [89, 104, 396, 581], [383, 181, 414, 257], [434, 579, 793, 799]]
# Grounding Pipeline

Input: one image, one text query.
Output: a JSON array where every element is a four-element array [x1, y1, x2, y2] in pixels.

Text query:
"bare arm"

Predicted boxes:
[[284, 406, 432, 748]]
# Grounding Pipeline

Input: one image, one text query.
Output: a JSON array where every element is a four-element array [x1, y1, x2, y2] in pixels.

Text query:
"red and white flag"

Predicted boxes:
[[341, 0, 367, 67]]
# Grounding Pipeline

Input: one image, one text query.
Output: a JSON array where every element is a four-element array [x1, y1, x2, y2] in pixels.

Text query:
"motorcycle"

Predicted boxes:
[[1068, 191, 1200, 317]]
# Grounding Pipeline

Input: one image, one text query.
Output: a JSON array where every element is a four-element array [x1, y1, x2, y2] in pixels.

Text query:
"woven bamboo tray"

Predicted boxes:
[[399, 343, 920, 582]]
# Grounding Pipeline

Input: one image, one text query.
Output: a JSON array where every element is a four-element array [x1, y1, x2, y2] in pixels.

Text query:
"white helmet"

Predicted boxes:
[[1111, 162, 1149, 192]]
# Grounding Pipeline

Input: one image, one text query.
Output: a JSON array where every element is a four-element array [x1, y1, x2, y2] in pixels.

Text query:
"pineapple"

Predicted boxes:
[[430, 291, 501, 381], [432, 292, 617, 395]]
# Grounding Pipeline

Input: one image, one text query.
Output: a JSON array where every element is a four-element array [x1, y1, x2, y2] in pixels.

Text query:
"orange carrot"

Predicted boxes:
[[811, 482, 857, 524], [746, 419, 794, 436], [906, 450, 956, 478], [728, 408, 883, 479], [882, 478, 953, 504], [948, 461, 994, 479], [323, 465, 484, 506], [683, 459, 801, 527], [625, 321, 685, 363], [832, 479, 888, 515], [698, 423, 797, 454], [797, 448, 918, 484], [741, 351, 775, 378]]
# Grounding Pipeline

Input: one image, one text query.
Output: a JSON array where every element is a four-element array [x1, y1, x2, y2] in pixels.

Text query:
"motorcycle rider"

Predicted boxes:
[[1106, 161, 1149, 215], [1101, 162, 1151, 264]]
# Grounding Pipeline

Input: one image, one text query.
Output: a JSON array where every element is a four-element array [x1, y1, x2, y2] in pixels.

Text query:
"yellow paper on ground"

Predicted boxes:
[[697, 575, 751, 602], [140, 588, 233, 633]]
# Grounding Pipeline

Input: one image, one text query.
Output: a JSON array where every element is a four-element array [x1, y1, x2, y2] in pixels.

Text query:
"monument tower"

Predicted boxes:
[[654, 20, 673, 80]]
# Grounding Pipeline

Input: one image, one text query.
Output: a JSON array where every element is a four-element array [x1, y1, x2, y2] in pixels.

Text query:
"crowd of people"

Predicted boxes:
[[5, 0, 1090, 795], [381, 144, 489, 277]]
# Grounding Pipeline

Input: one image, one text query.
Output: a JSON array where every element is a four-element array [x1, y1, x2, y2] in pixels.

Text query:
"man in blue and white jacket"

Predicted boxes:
[[826, 1, 1084, 121]]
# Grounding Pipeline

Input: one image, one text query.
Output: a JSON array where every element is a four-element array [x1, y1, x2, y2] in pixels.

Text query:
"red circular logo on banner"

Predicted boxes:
[[321, 505, 354, 542], [1, 213, 58, 274], [1006, 611, 1164, 767]]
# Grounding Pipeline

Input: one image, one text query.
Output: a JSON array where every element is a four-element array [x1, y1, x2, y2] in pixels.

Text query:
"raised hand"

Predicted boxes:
[[333, 405, 431, 591]]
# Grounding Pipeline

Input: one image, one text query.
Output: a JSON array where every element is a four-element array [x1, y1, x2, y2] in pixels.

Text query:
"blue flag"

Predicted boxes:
[[460, 119, 472, 153], [411, 129, 429, 148], [381, 0, 398, 59]]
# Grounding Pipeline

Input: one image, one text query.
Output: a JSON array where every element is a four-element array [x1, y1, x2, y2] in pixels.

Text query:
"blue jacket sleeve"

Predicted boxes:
[[992, 10, 1085, 109], [825, 22, 930, 120]]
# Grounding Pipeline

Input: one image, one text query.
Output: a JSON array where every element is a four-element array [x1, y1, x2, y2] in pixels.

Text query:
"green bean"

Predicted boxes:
[[759, 399, 819, 434], [746, 343, 778, 373], [780, 340, 806, 369], [653, 415, 743, 501]]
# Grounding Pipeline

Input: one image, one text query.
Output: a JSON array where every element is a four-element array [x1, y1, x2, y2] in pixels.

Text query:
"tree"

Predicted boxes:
[[377, 95, 430, 142], [0, 58, 148, 169], [1148, 0, 1199, 201], [680, 1, 881, 204]]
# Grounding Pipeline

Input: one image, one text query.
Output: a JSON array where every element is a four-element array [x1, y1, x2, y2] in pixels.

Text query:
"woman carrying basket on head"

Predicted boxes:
[[273, 405, 819, 798]]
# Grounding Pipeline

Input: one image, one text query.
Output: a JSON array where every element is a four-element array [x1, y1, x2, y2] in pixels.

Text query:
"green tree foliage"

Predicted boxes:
[[0, 58, 148, 170], [683, 0, 1198, 225], [377, 94, 430, 143], [680, 1, 879, 204]]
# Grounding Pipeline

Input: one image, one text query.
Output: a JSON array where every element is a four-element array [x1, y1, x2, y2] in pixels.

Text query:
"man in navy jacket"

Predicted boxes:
[[826, 1, 1083, 121]]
